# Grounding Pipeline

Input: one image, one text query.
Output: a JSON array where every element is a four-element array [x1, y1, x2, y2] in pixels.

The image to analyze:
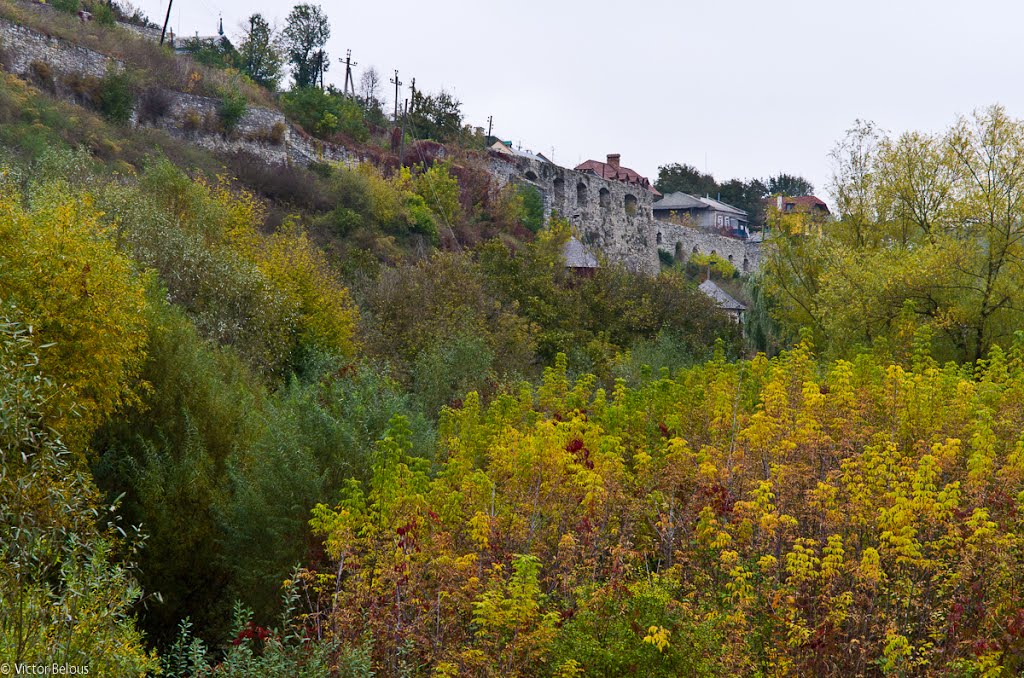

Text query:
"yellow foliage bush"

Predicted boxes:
[[0, 183, 148, 447]]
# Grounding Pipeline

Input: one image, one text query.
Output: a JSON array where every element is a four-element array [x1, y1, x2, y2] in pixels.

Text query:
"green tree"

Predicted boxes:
[[766, 172, 814, 197], [0, 313, 158, 673], [655, 162, 717, 197], [765, 106, 1024, 363], [409, 89, 464, 142], [238, 14, 284, 90], [283, 4, 331, 89]]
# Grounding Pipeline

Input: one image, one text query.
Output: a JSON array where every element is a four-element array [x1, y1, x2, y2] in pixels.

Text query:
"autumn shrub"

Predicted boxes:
[[98, 68, 135, 124], [302, 336, 1024, 675], [91, 297, 266, 647], [0, 177, 149, 446], [161, 598, 372, 677], [98, 160, 359, 376], [477, 222, 739, 379], [91, 1, 116, 25], [222, 151, 332, 210], [519, 183, 544, 232], [138, 85, 172, 124], [218, 87, 248, 133], [281, 86, 368, 142], [362, 251, 536, 389], [62, 71, 102, 105], [50, 0, 79, 13], [0, 314, 158, 674], [28, 60, 54, 90], [220, 362, 433, 619], [412, 331, 496, 414], [686, 251, 737, 279], [181, 107, 202, 131]]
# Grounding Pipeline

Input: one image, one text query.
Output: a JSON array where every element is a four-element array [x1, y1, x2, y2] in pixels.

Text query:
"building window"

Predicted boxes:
[[599, 187, 610, 208], [624, 194, 638, 216], [553, 177, 565, 204], [656, 231, 663, 244], [577, 182, 587, 206]]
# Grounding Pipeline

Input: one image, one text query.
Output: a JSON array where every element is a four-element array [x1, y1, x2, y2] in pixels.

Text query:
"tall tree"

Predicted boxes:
[[766, 172, 815, 196], [238, 14, 284, 90], [765, 106, 1024, 363], [359, 66, 381, 104], [409, 89, 464, 143], [283, 4, 331, 89], [655, 162, 717, 197]]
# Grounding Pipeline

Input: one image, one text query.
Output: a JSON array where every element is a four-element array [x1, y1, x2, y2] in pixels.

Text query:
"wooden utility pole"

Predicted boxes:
[[399, 99, 409, 166], [390, 70, 402, 122], [159, 0, 173, 45], [342, 50, 358, 96], [486, 115, 493, 139], [409, 77, 416, 111]]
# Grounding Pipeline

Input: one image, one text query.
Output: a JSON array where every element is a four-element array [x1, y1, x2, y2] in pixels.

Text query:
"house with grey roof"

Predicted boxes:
[[699, 279, 746, 325], [654, 191, 750, 238], [489, 140, 551, 164]]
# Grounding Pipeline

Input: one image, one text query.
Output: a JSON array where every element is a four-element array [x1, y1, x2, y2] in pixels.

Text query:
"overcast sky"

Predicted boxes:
[[133, 0, 1022, 201]]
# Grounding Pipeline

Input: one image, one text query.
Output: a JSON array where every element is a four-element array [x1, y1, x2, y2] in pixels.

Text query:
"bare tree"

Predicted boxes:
[[360, 66, 381, 105]]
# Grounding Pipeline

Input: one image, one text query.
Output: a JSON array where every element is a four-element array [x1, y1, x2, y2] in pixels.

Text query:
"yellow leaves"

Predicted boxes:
[[642, 625, 672, 653], [229, 215, 359, 360], [784, 539, 821, 587], [858, 547, 883, 586], [821, 534, 845, 580], [0, 185, 149, 448], [469, 510, 492, 551]]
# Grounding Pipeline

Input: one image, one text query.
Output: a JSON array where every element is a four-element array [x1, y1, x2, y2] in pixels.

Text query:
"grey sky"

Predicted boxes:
[[135, 0, 1023, 201]]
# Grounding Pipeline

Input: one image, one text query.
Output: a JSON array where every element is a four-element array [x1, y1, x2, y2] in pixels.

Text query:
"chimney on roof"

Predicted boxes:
[[607, 154, 620, 169]]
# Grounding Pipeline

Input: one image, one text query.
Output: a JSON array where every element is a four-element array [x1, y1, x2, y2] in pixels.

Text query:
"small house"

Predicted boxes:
[[699, 279, 746, 325], [563, 237, 599, 277], [654, 192, 749, 238]]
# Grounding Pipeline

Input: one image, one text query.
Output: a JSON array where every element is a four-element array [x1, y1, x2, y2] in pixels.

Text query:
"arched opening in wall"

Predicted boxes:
[[525, 170, 538, 181], [577, 182, 587, 206], [743, 257, 750, 272], [553, 177, 565, 204], [624, 193, 638, 216], [675, 243, 684, 261], [728, 254, 734, 263], [656, 231, 663, 245], [599, 187, 610, 208]]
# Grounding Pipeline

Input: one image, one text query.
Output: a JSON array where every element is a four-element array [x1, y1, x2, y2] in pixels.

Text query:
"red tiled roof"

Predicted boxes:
[[763, 195, 830, 214], [575, 159, 661, 197]]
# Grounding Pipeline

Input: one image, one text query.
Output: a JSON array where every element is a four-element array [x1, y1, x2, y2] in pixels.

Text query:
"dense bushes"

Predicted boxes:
[[0, 177, 149, 446], [281, 86, 368, 141], [0, 315, 158, 674], [298, 338, 1024, 675]]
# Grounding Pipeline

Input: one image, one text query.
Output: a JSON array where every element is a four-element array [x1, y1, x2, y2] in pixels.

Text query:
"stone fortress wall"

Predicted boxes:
[[656, 221, 761, 274], [489, 153, 660, 275]]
